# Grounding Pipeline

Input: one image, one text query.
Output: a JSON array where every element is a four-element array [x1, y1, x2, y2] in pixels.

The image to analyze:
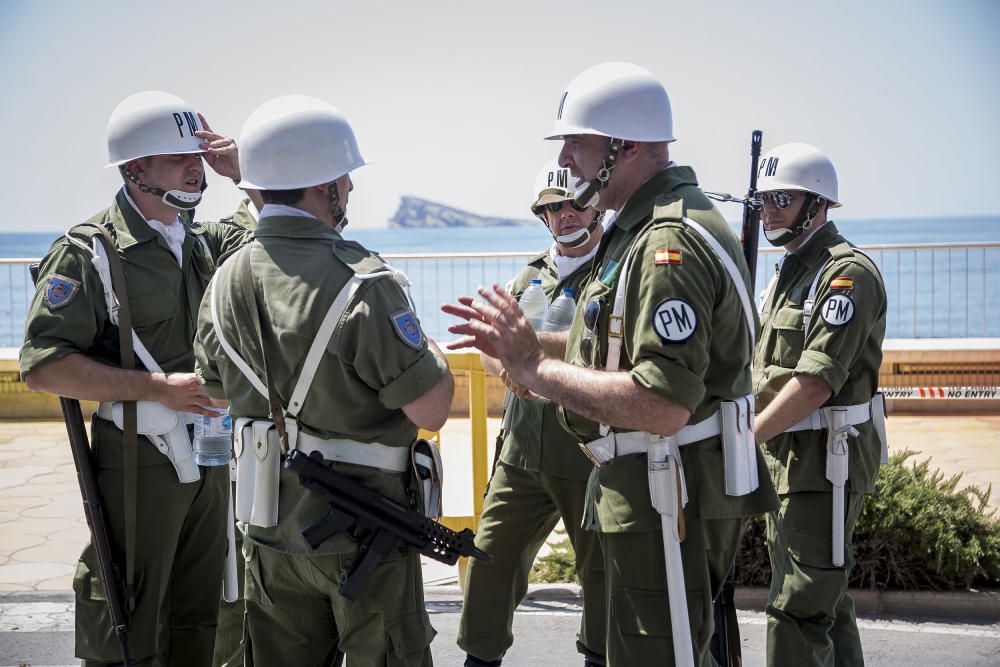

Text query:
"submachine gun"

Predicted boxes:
[[285, 449, 491, 600], [29, 264, 134, 666], [705, 129, 764, 667]]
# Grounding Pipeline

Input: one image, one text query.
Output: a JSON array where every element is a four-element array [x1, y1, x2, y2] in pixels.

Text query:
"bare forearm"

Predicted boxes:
[[755, 374, 833, 443], [528, 358, 690, 436], [537, 331, 568, 359], [479, 352, 503, 377], [25, 353, 162, 402]]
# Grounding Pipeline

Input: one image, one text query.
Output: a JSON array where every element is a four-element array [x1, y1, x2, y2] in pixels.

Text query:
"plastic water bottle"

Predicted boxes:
[[543, 288, 577, 332], [519, 278, 549, 331], [193, 407, 233, 466]]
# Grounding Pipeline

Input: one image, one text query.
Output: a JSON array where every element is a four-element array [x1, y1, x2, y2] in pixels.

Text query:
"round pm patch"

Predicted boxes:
[[652, 299, 698, 343], [820, 294, 855, 326]]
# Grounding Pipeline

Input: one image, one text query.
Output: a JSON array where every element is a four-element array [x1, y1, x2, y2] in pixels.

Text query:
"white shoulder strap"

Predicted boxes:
[[65, 232, 164, 373], [210, 242, 411, 416], [681, 217, 756, 352], [210, 249, 269, 398]]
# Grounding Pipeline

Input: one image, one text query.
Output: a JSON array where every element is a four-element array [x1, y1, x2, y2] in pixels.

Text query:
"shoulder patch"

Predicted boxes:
[[830, 276, 854, 290], [654, 248, 682, 265], [390, 308, 425, 349], [44, 274, 81, 309], [820, 294, 855, 326], [652, 298, 698, 343]]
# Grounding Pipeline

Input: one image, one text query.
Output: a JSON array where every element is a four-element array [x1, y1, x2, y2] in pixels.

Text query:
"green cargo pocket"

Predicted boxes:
[[386, 610, 435, 665], [73, 557, 106, 603], [612, 586, 705, 639], [771, 306, 804, 368], [788, 528, 841, 570], [244, 543, 274, 607]]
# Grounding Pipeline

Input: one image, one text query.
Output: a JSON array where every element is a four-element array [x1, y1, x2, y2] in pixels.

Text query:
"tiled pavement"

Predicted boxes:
[[1, 415, 998, 592]]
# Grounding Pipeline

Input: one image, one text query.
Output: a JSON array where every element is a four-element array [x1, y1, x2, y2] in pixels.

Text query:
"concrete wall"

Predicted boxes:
[[3, 340, 998, 420]]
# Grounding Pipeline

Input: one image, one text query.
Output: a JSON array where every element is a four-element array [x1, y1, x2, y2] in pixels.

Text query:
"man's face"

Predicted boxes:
[[139, 153, 205, 193], [544, 199, 598, 244], [761, 190, 808, 235], [557, 134, 610, 183]]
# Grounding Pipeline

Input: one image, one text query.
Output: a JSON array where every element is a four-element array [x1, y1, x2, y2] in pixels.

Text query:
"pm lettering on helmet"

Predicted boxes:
[[759, 156, 779, 179], [549, 169, 569, 189], [820, 294, 855, 326], [652, 298, 698, 343], [172, 111, 200, 138]]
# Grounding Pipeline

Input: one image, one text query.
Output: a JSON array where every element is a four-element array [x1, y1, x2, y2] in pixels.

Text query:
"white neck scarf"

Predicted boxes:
[[122, 188, 185, 267]]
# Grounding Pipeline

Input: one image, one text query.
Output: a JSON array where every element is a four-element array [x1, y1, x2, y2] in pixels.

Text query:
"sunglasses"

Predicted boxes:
[[757, 191, 795, 209], [533, 199, 588, 215], [580, 299, 602, 369]]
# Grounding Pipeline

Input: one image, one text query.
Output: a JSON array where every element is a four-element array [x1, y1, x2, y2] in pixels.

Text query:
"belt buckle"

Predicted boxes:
[[579, 442, 602, 468], [608, 314, 624, 338]]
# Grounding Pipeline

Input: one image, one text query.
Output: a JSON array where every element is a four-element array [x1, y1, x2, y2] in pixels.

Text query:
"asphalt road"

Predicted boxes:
[[2, 594, 999, 666]]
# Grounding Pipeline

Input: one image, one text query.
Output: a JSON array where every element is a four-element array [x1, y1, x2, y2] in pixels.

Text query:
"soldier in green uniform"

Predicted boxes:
[[194, 94, 454, 667], [458, 161, 607, 667], [751, 143, 887, 667], [20, 90, 250, 666], [445, 62, 778, 666]]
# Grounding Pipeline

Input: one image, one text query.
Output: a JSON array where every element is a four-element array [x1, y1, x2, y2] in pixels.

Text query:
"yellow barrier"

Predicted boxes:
[[421, 352, 491, 536]]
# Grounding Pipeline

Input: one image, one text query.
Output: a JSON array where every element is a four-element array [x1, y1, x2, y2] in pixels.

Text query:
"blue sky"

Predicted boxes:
[[1, 0, 997, 230]]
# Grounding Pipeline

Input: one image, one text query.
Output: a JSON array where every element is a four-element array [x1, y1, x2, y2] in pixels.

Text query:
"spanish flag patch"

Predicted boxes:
[[830, 276, 854, 289], [655, 249, 682, 265]]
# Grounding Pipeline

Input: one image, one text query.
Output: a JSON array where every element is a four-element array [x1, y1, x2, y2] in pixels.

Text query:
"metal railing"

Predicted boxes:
[[4, 242, 999, 347]]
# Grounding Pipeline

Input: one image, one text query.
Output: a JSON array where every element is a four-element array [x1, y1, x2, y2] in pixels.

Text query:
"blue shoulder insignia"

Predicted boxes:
[[390, 308, 425, 349], [44, 274, 80, 310]]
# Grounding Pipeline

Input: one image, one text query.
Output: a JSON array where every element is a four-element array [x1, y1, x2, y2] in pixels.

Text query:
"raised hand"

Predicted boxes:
[[196, 112, 240, 181]]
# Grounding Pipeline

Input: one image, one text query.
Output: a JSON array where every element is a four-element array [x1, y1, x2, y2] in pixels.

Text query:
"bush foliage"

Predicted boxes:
[[533, 451, 1000, 590]]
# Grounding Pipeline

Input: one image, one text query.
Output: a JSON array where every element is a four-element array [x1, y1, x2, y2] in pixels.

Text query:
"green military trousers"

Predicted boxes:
[[458, 461, 606, 664], [766, 490, 867, 667], [73, 422, 228, 666], [600, 516, 744, 667], [244, 539, 434, 666], [212, 483, 251, 667]]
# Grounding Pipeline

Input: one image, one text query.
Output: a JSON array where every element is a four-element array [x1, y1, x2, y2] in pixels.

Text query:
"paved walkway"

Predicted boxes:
[[0, 415, 998, 592]]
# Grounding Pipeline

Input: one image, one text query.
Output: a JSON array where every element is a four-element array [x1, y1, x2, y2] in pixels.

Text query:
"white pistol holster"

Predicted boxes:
[[411, 439, 444, 520], [233, 418, 289, 528], [825, 407, 858, 567], [719, 394, 759, 496], [102, 400, 200, 483]]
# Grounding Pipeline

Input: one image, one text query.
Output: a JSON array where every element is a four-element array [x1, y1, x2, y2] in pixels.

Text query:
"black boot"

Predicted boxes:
[[465, 655, 502, 667]]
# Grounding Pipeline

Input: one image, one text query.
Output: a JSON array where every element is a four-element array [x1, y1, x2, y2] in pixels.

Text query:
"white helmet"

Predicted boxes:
[[545, 62, 675, 142], [531, 160, 576, 210], [106, 91, 206, 167], [757, 143, 841, 207], [237, 95, 366, 190]]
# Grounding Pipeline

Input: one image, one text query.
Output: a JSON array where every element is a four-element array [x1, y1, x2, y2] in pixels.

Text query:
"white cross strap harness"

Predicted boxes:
[[775, 247, 889, 567], [581, 216, 759, 667], [211, 243, 442, 528], [66, 231, 203, 485]]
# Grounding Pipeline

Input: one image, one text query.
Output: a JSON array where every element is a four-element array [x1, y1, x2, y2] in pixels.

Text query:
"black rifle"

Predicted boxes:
[[29, 264, 134, 666], [285, 449, 491, 600], [741, 129, 764, 285], [706, 130, 763, 667]]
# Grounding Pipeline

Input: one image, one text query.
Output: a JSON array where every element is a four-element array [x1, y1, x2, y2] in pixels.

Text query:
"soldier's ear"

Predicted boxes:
[[125, 158, 145, 176], [618, 140, 642, 164]]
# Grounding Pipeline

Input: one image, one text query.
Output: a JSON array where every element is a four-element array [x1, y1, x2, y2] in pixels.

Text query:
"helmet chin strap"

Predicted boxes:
[[555, 216, 601, 249], [573, 140, 623, 209], [327, 181, 348, 232], [120, 166, 203, 211], [763, 194, 822, 247]]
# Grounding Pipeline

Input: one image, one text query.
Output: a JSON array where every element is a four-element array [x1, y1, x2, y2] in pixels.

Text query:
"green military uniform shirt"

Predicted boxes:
[[194, 214, 449, 555], [753, 222, 887, 494], [500, 251, 595, 481], [561, 167, 778, 531], [21, 188, 250, 383], [214, 198, 258, 231]]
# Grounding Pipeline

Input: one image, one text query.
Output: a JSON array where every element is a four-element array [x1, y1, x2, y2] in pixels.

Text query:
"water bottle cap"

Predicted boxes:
[[562, 288, 574, 297], [530, 278, 542, 284]]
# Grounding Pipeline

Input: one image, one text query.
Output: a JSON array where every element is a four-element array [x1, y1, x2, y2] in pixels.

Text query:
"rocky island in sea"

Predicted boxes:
[[389, 196, 534, 228]]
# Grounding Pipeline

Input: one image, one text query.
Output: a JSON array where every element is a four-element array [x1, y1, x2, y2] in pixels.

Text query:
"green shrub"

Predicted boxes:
[[530, 531, 578, 584], [734, 450, 1000, 590]]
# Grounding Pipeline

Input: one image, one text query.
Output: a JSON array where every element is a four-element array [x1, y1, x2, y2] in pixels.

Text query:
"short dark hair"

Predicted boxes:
[[260, 188, 306, 206]]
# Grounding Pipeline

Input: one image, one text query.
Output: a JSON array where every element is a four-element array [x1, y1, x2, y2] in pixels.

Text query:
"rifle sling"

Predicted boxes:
[[237, 245, 289, 452], [91, 227, 138, 615]]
